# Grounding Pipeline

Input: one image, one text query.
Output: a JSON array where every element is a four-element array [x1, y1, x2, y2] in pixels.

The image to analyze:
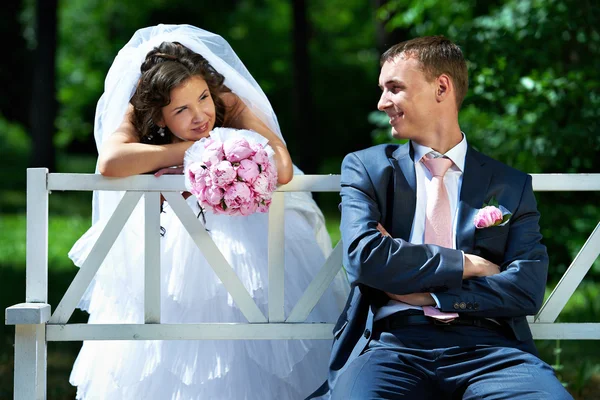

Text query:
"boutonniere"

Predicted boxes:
[[474, 197, 512, 229]]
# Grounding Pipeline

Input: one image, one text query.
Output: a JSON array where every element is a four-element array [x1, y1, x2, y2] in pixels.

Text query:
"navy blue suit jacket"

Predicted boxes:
[[308, 142, 549, 398]]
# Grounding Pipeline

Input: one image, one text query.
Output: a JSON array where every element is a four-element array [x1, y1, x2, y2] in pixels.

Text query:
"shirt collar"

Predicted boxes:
[[412, 133, 467, 172]]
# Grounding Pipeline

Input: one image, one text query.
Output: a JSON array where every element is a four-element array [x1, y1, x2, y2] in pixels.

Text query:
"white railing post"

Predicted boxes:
[[144, 192, 161, 323], [268, 192, 285, 322], [6, 303, 51, 400], [13, 325, 44, 400], [26, 168, 48, 303], [13, 168, 50, 400]]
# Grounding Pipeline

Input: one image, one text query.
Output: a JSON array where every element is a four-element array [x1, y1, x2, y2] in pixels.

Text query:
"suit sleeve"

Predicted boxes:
[[435, 175, 548, 317], [340, 152, 464, 294]]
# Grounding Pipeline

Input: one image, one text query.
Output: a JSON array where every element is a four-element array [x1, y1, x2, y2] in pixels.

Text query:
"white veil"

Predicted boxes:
[[72, 24, 333, 269]]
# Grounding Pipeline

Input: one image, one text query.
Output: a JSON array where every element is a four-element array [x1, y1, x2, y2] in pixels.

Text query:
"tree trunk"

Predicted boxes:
[[291, 0, 317, 173], [29, 0, 58, 171], [373, 0, 409, 56]]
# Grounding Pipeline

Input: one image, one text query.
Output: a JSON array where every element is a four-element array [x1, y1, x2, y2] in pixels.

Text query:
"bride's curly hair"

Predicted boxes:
[[130, 42, 229, 144]]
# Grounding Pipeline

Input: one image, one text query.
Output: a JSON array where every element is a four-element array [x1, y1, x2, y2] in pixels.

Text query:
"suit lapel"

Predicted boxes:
[[387, 143, 492, 253], [456, 146, 493, 253], [390, 143, 416, 242]]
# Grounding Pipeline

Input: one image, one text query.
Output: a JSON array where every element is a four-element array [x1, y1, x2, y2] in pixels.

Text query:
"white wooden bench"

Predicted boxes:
[[5, 168, 600, 399]]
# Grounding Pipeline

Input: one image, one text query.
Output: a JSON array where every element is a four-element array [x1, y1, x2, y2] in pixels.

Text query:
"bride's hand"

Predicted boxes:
[[154, 166, 184, 177]]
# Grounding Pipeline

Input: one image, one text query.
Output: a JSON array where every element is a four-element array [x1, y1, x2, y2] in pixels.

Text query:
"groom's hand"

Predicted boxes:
[[376, 223, 391, 237], [463, 254, 501, 278], [386, 292, 436, 306]]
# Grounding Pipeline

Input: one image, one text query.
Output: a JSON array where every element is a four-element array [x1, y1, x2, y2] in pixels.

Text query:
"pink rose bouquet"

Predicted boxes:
[[184, 128, 278, 216]]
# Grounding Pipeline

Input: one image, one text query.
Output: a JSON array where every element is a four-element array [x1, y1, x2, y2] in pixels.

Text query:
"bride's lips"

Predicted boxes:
[[192, 122, 210, 135]]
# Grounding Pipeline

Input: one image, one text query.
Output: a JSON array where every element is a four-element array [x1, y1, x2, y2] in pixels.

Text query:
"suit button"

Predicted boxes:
[[467, 302, 473, 310], [364, 329, 371, 339], [459, 302, 467, 310], [453, 302, 460, 310], [473, 302, 480, 310]]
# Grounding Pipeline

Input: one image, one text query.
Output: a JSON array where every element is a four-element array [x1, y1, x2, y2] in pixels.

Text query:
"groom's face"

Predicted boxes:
[[377, 55, 438, 142]]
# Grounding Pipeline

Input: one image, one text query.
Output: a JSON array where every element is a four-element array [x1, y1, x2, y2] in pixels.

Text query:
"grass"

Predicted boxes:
[[325, 213, 341, 246], [1, 192, 600, 398], [0, 212, 91, 271]]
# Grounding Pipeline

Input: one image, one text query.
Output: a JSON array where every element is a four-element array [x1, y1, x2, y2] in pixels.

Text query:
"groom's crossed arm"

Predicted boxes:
[[340, 152, 464, 293], [340, 152, 547, 318], [434, 174, 548, 318]]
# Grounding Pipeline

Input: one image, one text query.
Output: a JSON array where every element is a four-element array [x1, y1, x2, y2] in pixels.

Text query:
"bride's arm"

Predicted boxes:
[[223, 93, 293, 184], [97, 105, 194, 177]]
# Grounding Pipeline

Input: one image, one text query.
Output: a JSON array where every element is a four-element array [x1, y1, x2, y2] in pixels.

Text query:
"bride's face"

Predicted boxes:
[[158, 75, 216, 141]]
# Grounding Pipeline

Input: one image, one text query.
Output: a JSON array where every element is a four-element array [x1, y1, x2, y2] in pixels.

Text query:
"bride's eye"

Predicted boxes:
[[175, 107, 187, 115]]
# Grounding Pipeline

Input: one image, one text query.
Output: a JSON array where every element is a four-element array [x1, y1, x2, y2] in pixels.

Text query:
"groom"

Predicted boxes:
[[309, 36, 572, 399]]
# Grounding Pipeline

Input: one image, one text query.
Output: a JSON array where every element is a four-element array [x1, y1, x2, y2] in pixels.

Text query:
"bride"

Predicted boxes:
[[68, 24, 349, 399]]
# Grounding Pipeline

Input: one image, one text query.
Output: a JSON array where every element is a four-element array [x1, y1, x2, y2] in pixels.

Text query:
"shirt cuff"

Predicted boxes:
[[430, 293, 442, 308]]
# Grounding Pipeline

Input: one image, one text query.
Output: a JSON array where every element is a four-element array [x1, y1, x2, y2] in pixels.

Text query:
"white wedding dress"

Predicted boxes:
[[69, 193, 349, 400], [67, 24, 349, 400]]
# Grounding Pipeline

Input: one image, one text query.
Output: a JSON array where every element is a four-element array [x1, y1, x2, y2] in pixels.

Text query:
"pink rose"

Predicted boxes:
[[474, 206, 504, 229], [264, 161, 278, 191], [201, 141, 225, 167], [223, 182, 252, 210], [257, 200, 271, 213], [223, 138, 254, 162], [253, 174, 273, 199], [202, 185, 224, 206], [239, 200, 259, 216], [187, 162, 209, 196], [237, 159, 260, 183], [209, 160, 236, 186], [209, 202, 226, 214], [251, 145, 269, 166]]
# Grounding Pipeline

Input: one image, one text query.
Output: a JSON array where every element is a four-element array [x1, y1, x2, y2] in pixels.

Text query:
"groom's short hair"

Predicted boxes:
[[381, 36, 468, 109]]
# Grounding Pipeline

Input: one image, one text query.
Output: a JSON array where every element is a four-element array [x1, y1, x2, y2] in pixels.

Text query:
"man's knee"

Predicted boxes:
[[330, 350, 435, 400], [462, 363, 573, 400]]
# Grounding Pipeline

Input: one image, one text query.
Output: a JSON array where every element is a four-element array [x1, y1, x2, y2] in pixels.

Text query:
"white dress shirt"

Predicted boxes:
[[375, 135, 468, 320]]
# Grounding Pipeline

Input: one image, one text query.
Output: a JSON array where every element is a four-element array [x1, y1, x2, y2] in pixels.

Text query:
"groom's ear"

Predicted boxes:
[[435, 74, 452, 103]]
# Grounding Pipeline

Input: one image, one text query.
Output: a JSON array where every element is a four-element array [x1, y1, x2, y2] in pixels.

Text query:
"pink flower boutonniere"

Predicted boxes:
[[474, 197, 512, 229]]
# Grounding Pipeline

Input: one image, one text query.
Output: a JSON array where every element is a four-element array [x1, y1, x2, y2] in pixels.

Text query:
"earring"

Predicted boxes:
[[158, 126, 166, 137]]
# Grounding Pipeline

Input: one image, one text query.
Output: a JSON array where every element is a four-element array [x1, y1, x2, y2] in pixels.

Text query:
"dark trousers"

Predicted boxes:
[[330, 313, 572, 400]]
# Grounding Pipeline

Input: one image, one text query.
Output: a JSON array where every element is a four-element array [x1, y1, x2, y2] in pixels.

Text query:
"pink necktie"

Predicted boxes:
[[422, 155, 454, 248], [421, 154, 459, 322]]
